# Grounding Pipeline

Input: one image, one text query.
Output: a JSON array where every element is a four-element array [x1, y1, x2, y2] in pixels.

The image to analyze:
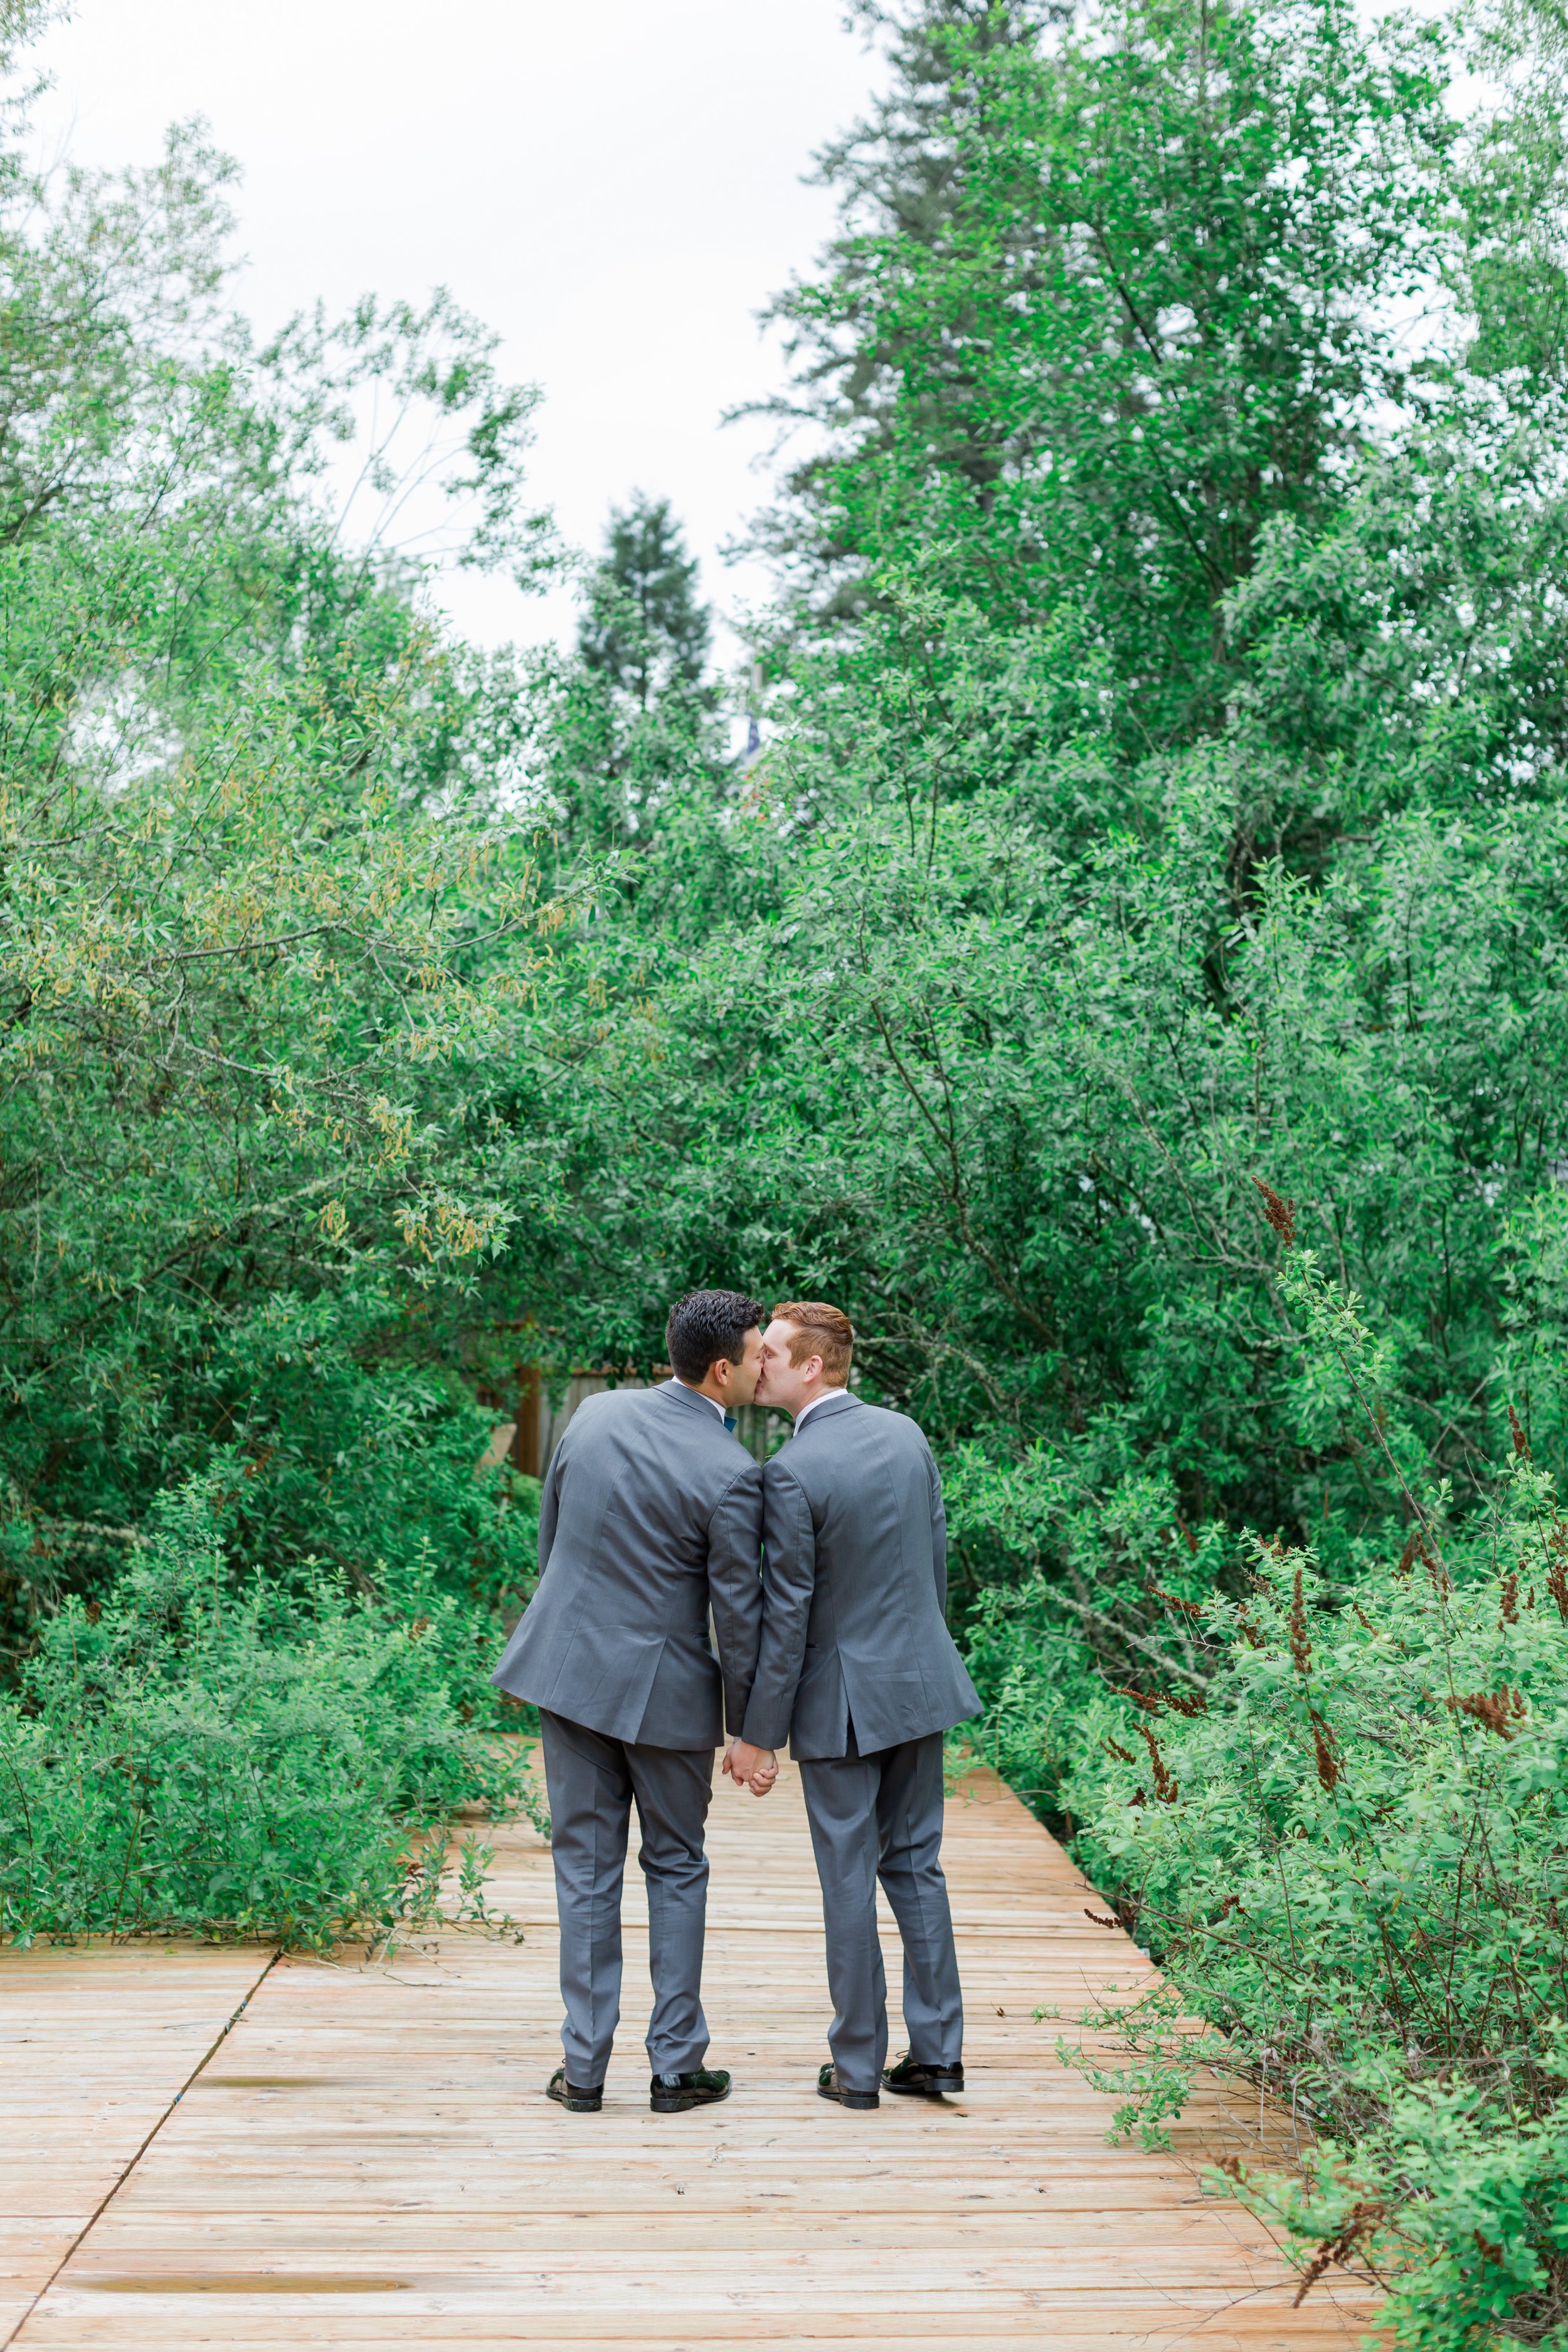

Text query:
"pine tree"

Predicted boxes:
[[578, 493, 711, 709], [750, 0, 1453, 746]]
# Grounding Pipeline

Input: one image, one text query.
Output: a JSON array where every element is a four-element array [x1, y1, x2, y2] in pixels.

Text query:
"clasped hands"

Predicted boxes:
[[722, 1738, 778, 1797]]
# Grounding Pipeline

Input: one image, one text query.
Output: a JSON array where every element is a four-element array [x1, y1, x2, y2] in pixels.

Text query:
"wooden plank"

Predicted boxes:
[[6, 1767, 1375, 2348], [0, 1944, 275, 2344]]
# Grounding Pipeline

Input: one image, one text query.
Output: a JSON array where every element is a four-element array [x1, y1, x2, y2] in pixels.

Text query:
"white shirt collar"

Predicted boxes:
[[793, 1385, 850, 1428], [671, 1376, 726, 1422]]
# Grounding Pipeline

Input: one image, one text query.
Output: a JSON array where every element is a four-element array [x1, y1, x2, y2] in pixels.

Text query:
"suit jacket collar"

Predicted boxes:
[[661, 1377, 734, 1432], [791, 1390, 860, 1433]]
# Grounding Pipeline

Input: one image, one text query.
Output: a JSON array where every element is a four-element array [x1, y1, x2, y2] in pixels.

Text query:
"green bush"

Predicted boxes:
[[0, 1467, 536, 1949], [969, 1248, 1568, 2347]]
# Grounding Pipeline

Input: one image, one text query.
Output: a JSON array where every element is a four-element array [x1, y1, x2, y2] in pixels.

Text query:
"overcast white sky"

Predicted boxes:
[[28, 1, 880, 657]]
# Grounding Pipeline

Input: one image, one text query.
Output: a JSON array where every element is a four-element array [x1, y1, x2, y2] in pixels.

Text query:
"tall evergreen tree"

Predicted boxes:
[[534, 494, 746, 923], [751, 0, 1454, 748], [577, 492, 711, 708]]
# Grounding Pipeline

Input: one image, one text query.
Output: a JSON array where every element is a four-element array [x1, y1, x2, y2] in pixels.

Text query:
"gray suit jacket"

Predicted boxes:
[[489, 1381, 764, 1751], [741, 1391, 980, 1760]]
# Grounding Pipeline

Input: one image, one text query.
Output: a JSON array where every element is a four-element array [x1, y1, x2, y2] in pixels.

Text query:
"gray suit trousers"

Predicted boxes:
[[796, 1727, 963, 2095], [539, 1710, 714, 2086]]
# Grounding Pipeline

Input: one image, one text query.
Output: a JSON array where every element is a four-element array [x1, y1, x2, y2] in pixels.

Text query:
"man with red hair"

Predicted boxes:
[[728, 1301, 979, 2110]]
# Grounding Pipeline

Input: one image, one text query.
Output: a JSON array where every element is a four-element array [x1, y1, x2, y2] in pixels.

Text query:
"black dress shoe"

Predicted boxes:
[[546, 2065, 603, 2112], [883, 2052, 964, 2098], [650, 2067, 732, 2114], [817, 2062, 879, 2110]]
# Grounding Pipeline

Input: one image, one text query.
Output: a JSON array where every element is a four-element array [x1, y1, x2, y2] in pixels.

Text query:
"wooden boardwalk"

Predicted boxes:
[[2, 1765, 1377, 2349]]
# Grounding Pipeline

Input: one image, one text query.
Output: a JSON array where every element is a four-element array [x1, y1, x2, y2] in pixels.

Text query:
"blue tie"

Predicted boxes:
[[723, 1413, 738, 1434]]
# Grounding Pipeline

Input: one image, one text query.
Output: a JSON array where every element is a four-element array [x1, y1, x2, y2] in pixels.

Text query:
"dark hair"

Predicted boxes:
[[665, 1290, 765, 1385]]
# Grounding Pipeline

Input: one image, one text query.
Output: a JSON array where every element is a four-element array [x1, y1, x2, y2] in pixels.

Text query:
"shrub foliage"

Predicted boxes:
[[0, 1469, 535, 1948]]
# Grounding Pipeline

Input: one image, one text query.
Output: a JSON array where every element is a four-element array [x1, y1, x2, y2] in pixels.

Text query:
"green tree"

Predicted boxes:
[[519, 0, 1568, 1592], [578, 492, 711, 707], [526, 495, 760, 937], [0, 73, 558, 1642], [750, 0, 1453, 749]]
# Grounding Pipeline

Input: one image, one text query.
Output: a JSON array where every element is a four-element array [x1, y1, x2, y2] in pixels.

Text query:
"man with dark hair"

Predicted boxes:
[[733, 1301, 980, 2111], [664, 1290, 760, 1387], [491, 1289, 775, 2116]]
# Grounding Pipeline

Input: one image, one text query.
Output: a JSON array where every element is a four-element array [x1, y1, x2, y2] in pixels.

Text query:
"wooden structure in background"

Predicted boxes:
[[512, 1364, 544, 1479], [2, 1766, 1377, 2349], [480, 1360, 785, 1483]]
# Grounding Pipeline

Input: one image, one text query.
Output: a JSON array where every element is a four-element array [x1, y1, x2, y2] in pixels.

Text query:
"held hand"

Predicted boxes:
[[724, 1738, 778, 1796]]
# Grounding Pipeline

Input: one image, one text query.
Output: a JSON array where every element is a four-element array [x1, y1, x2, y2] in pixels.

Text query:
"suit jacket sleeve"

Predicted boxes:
[[741, 1462, 818, 1750], [928, 1443, 948, 1618], [706, 1457, 765, 1738], [536, 1444, 564, 1579]]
